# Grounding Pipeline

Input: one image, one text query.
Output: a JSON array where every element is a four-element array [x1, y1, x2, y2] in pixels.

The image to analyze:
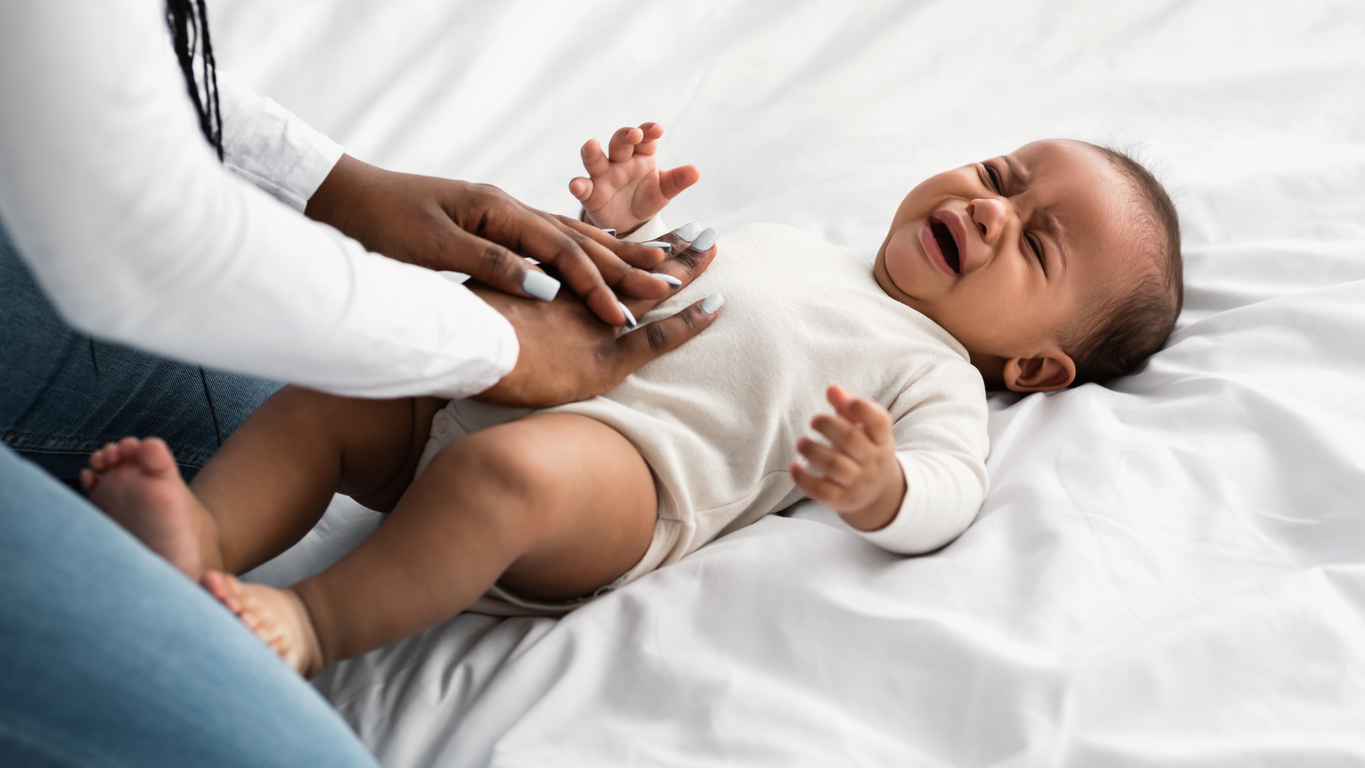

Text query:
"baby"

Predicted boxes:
[[82, 124, 1182, 677]]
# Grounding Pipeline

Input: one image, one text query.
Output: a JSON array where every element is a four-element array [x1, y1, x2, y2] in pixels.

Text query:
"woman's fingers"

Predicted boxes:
[[467, 206, 642, 324], [436, 223, 553, 303], [551, 216, 673, 308], [611, 295, 723, 377], [436, 199, 623, 323], [618, 224, 719, 317]]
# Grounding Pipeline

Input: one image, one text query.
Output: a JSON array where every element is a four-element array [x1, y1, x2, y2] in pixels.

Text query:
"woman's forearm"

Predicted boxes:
[[0, 1, 518, 399]]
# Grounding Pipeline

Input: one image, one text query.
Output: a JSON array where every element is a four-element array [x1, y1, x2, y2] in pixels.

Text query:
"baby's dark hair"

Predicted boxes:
[[1062, 143, 1183, 385]]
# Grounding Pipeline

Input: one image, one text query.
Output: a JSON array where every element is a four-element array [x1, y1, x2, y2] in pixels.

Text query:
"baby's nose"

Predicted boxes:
[[968, 198, 1009, 242]]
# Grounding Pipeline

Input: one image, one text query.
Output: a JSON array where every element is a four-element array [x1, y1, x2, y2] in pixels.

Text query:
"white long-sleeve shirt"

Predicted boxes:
[[0, 3, 517, 399]]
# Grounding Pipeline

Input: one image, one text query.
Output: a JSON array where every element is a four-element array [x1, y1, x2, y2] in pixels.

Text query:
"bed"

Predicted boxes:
[[219, 1, 1365, 764]]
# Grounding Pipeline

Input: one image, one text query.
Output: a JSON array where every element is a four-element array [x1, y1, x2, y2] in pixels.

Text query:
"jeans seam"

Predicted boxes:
[[1, 430, 215, 461]]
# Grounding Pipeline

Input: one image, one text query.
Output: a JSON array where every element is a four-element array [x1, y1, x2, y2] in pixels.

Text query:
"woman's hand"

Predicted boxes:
[[472, 227, 723, 407], [305, 154, 673, 327], [569, 122, 699, 234], [791, 385, 907, 532]]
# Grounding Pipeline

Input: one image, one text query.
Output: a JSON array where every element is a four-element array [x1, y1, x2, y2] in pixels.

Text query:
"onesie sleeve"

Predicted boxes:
[[216, 71, 345, 212], [853, 358, 990, 555], [623, 214, 672, 243]]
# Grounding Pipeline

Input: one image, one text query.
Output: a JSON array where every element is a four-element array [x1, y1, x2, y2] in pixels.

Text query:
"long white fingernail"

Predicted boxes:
[[675, 222, 703, 241], [689, 228, 718, 252], [654, 273, 683, 288], [640, 240, 673, 253], [701, 293, 725, 314], [603, 228, 617, 237], [618, 301, 639, 329], [523, 270, 560, 302]]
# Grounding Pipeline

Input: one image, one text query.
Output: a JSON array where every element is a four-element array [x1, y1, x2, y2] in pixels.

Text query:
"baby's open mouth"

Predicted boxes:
[[930, 216, 961, 274]]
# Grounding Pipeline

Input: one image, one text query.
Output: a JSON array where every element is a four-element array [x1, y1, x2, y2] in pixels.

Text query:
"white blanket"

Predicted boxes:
[[225, 1, 1365, 764]]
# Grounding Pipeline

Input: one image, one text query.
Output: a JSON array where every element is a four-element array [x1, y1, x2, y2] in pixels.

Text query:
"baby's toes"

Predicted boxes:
[[89, 443, 115, 471], [136, 437, 179, 477], [202, 571, 241, 611], [116, 436, 142, 463]]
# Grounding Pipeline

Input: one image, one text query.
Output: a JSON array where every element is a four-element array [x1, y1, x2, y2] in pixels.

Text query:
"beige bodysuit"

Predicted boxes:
[[418, 222, 990, 615]]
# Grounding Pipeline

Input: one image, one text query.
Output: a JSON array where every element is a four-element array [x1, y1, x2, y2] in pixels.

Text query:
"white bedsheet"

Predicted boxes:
[[224, 1, 1365, 764]]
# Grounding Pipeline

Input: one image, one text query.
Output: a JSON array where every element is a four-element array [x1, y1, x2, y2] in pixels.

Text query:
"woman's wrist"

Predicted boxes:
[[304, 153, 375, 237]]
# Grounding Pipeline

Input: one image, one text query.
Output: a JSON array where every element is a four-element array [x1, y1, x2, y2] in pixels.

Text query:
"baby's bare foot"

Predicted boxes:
[[82, 436, 220, 579], [202, 571, 325, 678]]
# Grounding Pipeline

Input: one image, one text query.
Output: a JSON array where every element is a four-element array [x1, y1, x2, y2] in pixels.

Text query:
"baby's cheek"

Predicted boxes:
[[882, 227, 920, 292]]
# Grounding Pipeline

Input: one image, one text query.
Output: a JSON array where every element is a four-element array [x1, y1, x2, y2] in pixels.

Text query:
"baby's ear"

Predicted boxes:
[[1003, 353, 1075, 392]]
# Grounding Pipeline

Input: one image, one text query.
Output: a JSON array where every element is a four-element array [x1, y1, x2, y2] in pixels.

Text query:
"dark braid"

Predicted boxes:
[[165, 0, 223, 161], [164, 0, 226, 448]]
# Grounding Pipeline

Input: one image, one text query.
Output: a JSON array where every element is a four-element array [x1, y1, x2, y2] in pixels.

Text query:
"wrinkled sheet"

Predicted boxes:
[[222, 1, 1365, 764]]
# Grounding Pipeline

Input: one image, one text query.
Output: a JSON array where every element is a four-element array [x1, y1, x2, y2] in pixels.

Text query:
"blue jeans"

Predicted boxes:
[[0, 445, 380, 767], [0, 221, 281, 482], [0, 220, 379, 766]]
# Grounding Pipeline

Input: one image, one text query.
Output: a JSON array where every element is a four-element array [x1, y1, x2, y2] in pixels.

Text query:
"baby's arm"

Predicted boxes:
[[792, 384, 988, 554], [790, 385, 906, 532], [569, 123, 699, 234]]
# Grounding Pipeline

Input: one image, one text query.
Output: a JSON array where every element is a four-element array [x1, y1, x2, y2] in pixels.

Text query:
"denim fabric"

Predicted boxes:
[[0, 444, 380, 767], [0, 219, 281, 481]]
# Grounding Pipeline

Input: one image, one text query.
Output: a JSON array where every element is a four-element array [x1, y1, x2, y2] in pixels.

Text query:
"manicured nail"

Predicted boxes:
[[701, 293, 725, 314], [618, 301, 638, 329], [689, 228, 718, 252], [674, 222, 703, 241], [603, 228, 617, 237], [522, 270, 560, 302], [640, 240, 673, 253], [654, 273, 683, 288]]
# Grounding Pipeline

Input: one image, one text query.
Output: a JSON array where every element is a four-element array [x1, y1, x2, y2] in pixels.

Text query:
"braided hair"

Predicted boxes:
[[162, 0, 227, 447], [165, 0, 223, 160]]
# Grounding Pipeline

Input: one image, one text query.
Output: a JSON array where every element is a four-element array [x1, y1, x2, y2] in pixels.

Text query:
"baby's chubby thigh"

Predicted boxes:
[[417, 410, 657, 601]]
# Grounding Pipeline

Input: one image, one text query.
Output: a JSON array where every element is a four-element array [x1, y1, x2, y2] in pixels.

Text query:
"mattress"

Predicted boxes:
[[224, 1, 1365, 764]]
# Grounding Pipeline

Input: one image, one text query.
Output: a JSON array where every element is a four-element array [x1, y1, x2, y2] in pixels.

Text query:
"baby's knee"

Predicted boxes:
[[430, 431, 557, 521]]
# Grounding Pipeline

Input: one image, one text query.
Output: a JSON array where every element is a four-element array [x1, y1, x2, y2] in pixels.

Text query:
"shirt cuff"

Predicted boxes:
[[851, 451, 986, 555], [625, 215, 672, 243], [426, 273, 521, 399], [216, 71, 345, 212]]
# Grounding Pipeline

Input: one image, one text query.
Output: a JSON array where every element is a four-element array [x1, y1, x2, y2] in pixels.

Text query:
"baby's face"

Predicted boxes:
[[874, 140, 1139, 391]]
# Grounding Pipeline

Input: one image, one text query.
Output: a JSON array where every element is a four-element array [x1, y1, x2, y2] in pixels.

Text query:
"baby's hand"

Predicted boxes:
[[791, 385, 906, 532], [569, 123, 699, 234]]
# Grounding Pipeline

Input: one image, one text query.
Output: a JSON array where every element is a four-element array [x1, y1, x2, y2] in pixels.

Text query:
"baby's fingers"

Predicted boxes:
[[790, 462, 846, 507], [569, 177, 594, 202], [581, 139, 611, 177], [811, 413, 873, 463], [659, 164, 700, 201], [607, 126, 644, 163], [827, 385, 893, 444], [632, 122, 665, 156], [796, 437, 860, 485]]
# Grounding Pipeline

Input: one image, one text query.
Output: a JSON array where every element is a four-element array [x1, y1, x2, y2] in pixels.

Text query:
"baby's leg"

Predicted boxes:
[[204, 412, 657, 676], [84, 386, 444, 579]]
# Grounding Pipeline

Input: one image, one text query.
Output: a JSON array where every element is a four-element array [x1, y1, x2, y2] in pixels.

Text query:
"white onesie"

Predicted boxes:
[[418, 222, 990, 615]]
